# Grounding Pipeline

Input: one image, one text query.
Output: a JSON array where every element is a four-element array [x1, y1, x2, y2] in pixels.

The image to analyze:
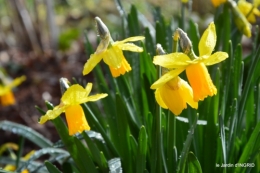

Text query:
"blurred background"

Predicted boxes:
[[0, 0, 215, 150]]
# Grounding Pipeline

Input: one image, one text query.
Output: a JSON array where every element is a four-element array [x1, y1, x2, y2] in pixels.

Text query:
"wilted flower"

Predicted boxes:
[[39, 83, 107, 135], [0, 76, 26, 106], [83, 17, 144, 77], [152, 23, 228, 101]]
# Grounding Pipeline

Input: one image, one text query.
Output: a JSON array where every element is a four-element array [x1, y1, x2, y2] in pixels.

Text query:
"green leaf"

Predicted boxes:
[[82, 131, 108, 171], [82, 103, 119, 157], [136, 126, 148, 173], [188, 20, 200, 55], [238, 46, 260, 133], [16, 148, 69, 172], [74, 137, 98, 173], [114, 93, 133, 173], [177, 114, 198, 173], [234, 121, 260, 173], [0, 121, 52, 148], [45, 161, 62, 173], [186, 152, 202, 173]]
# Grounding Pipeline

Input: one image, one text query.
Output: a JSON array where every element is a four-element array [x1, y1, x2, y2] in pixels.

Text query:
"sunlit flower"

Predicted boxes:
[[83, 17, 144, 77], [153, 74, 198, 115], [39, 83, 107, 135], [0, 76, 26, 106], [152, 22, 228, 101], [211, 0, 226, 7], [238, 0, 260, 23]]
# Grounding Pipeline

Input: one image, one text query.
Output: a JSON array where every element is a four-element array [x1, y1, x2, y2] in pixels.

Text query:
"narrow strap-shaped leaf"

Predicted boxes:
[[219, 116, 227, 169], [0, 121, 52, 148], [136, 126, 148, 173], [186, 152, 202, 173], [234, 121, 260, 173], [177, 114, 198, 173], [108, 158, 123, 173], [238, 46, 260, 133], [82, 131, 108, 171], [45, 161, 62, 173], [82, 103, 119, 157], [16, 148, 69, 172], [73, 137, 98, 173]]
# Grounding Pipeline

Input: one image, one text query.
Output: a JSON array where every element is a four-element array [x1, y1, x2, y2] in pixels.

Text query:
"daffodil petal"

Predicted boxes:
[[153, 53, 190, 68], [199, 22, 216, 57], [150, 68, 185, 89], [85, 83, 93, 97], [83, 53, 103, 75], [103, 45, 124, 68], [203, 52, 229, 66], [7, 76, 26, 89], [62, 84, 91, 105], [39, 105, 67, 124], [96, 36, 110, 54], [87, 93, 108, 102], [180, 79, 198, 109], [155, 89, 168, 109], [115, 36, 145, 45], [117, 43, 143, 52]]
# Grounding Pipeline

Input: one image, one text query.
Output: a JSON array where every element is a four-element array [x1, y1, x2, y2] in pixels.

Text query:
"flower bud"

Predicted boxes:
[[59, 78, 70, 94], [95, 17, 110, 39], [156, 44, 166, 55], [176, 28, 192, 54]]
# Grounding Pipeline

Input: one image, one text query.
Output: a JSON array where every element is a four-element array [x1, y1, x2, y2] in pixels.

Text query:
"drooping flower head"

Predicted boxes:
[[238, 0, 260, 23], [83, 17, 145, 77], [39, 83, 108, 135], [151, 44, 198, 116], [0, 75, 26, 106], [152, 23, 228, 102]]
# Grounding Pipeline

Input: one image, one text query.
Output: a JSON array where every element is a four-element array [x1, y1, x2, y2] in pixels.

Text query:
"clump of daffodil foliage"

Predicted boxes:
[[0, 0, 260, 173]]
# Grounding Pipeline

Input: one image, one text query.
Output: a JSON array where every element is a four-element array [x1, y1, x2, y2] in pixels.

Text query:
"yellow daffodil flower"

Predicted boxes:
[[83, 17, 144, 77], [151, 44, 198, 115], [154, 75, 198, 115], [0, 76, 26, 106], [211, 0, 226, 7], [238, 0, 260, 23], [3, 149, 34, 173], [39, 83, 107, 136], [152, 23, 228, 102]]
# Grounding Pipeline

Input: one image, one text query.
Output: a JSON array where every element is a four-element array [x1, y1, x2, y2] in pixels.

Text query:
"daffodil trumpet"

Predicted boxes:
[[39, 83, 108, 136], [83, 17, 145, 77]]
